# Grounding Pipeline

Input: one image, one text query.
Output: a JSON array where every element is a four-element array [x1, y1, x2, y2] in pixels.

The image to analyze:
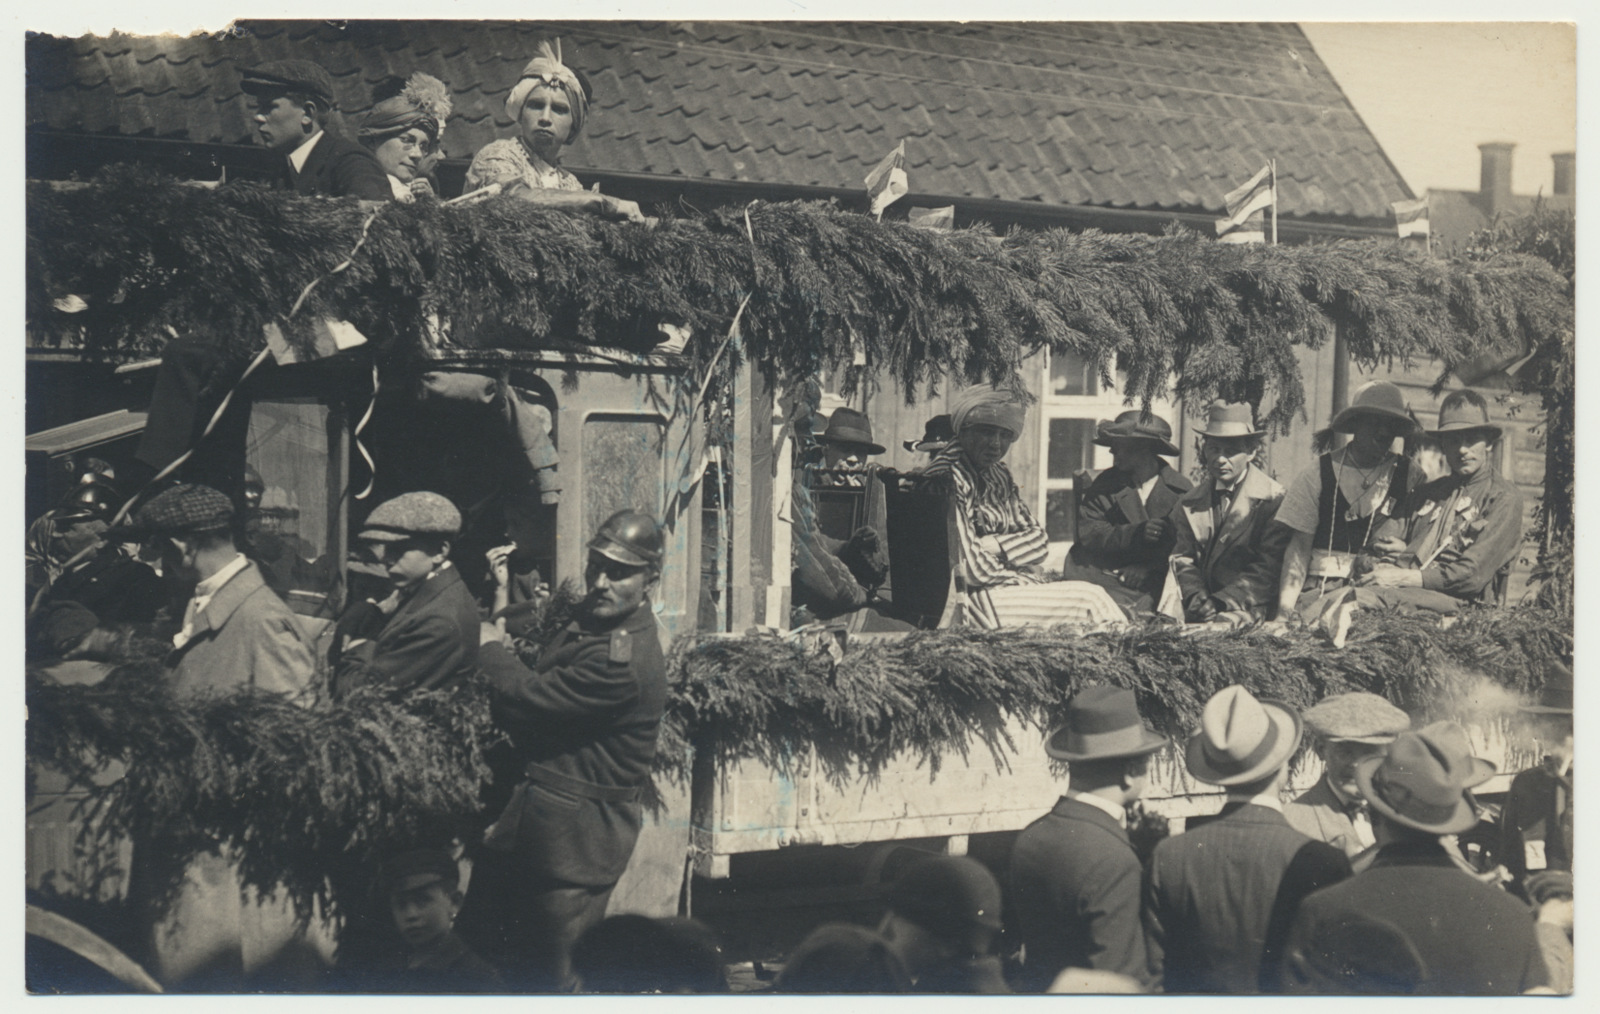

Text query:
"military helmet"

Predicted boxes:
[[54, 476, 123, 525], [588, 510, 664, 567]]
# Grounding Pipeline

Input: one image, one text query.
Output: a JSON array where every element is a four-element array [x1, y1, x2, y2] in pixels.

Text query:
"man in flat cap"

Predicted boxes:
[[1285, 692, 1411, 865], [331, 491, 479, 698], [461, 510, 670, 991], [1009, 686, 1166, 992], [132, 482, 314, 697], [240, 59, 391, 201]]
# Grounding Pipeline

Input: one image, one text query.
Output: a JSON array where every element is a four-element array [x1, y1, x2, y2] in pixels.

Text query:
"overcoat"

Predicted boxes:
[[1068, 464, 1191, 599], [1171, 467, 1290, 618], [1009, 797, 1154, 991], [286, 132, 392, 201], [333, 565, 480, 697], [169, 559, 314, 697], [1144, 802, 1350, 994], [1499, 762, 1573, 883]]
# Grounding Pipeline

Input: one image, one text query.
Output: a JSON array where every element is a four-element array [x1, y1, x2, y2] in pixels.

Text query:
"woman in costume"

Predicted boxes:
[[358, 73, 451, 203], [464, 39, 643, 221]]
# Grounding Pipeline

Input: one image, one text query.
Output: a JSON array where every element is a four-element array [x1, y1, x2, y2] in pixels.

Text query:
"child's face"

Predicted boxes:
[[390, 882, 458, 948]]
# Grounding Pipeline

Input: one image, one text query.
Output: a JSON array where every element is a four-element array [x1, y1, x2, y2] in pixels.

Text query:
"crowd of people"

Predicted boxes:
[[25, 42, 1569, 997]]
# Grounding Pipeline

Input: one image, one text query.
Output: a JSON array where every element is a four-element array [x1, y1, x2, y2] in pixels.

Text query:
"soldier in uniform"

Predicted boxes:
[[460, 510, 670, 991]]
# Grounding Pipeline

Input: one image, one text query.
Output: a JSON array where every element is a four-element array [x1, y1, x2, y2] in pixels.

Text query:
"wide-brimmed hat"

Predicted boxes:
[[904, 414, 954, 454], [1094, 410, 1180, 457], [819, 407, 886, 455], [1426, 391, 1502, 441], [1195, 401, 1264, 439], [1329, 381, 1420, 435], [1185, 685, 1302, 786], [1302, 692, 1410, 745], [1045, 685, 1169, 762], [1355, 726, 1484, 835], [1413, 721, 1497, 787], [357, 491, 461, 542]]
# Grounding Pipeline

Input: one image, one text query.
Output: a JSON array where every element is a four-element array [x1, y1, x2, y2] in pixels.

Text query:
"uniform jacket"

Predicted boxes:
[[1069, 464, 1192, 599], [168, 559, 314, 697], [479, 598, 668, 886], [285, 132, 392, 201], [1282, 841, 1549, 995], [1499, 761, 1573, 883], [1171, 466, 1290, 618], [1284, 777, 1370, 862], [1145, 802, 1351, 994], [1393, 466, 1523, 603], [1009, 797, 1154, 991], [333, 565, 480, 698]]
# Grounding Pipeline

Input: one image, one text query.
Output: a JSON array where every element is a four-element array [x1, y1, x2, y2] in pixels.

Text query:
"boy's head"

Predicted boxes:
[[384, 849, 461, 950]]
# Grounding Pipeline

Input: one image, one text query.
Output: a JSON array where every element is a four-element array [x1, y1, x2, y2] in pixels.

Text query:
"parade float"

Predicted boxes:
[[25, 168, 1574, 975]]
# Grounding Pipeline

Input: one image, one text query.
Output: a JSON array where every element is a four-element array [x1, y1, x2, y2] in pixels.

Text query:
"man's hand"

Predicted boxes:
[[1370, 535, 1407, 558], [486, 544, 515, 588], [479, 621, 508, 648], [1367, 564, 1423, 588], [978, 535, 1006, 559], [598, 195, 646, 223], [1139, 517, 1172, 545], [1186, 592, 1218, 622]]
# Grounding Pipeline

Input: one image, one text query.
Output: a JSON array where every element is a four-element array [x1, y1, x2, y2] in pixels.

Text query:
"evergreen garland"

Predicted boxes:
[[28, 166, 1572, 431]]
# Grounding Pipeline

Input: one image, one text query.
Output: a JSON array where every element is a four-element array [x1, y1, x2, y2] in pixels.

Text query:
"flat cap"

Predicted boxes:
[[1302, 692, 1410, 744], [358, 491, 461, 542], [120, 483, 234, 538], [240, 60, 337, 106], [381, 849, 459, 895]]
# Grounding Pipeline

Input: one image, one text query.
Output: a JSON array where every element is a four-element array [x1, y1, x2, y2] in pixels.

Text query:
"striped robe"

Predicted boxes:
[[922, 446, 1049, 628]]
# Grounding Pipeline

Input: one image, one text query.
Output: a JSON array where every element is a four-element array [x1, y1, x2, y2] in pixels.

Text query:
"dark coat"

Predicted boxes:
[[1282, 841, 1549, 995], [1069, 464, 1192, 599], [1171, 467, 1291, 619], [1145, 802, 1351, 994], [333, 565, 480, 698], [286, 132, 392, 201], [1499, 761, 1573, 883], [1009, 797, 1153, 991], [478, 598, 668, 887], [1392, 467, 1524, 604]]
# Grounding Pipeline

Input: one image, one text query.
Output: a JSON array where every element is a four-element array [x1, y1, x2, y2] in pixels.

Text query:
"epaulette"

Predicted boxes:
[[609, 628, 632, 664]]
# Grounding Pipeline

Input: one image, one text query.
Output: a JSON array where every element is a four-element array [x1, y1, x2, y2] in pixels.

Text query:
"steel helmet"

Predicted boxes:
[[588, 510, 664, 567], [54, 476, 122, 525]]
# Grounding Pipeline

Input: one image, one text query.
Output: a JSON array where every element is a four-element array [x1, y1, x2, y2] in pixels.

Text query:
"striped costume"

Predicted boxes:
[[922, 444, 1049, 628]]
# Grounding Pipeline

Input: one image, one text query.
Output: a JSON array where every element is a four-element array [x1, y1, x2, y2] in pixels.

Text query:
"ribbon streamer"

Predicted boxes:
[[352, 361, 380, 500]]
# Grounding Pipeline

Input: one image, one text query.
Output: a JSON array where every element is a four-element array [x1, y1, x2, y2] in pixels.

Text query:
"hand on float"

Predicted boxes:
[[598, 195, 646, 223]]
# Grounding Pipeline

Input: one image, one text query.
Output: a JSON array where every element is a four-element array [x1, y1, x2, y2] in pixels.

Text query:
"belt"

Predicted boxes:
[[525, 763, 641, 804]]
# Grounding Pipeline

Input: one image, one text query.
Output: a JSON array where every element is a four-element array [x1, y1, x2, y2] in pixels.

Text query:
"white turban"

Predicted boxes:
[[950, 384, 1028, 438], [505, 39, 588, 142]]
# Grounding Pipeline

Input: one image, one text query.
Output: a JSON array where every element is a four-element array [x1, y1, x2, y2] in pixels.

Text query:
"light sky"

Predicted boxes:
[[1301, 22, 1576, 198]]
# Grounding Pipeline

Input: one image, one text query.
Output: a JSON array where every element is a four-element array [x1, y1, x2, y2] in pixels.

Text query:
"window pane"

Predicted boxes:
[[245, 397, 344, 617], [1050, 349, 1099, 397], [584, 414, 667, 541], [1045, 488, 1077, 542], [1047, 417, 1095, 480]]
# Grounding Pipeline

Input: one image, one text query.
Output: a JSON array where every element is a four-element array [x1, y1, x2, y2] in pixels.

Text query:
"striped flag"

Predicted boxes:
[[1217, 164, 1275, 231], [908, 205, 955, 231], [1215, 208, 1266, 244], [865, 140, 908, 219], [1391, 196, 1430, 238]]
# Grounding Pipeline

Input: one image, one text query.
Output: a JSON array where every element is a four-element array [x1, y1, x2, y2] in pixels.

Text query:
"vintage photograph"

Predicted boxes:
[[23, 16, 1575, 995]]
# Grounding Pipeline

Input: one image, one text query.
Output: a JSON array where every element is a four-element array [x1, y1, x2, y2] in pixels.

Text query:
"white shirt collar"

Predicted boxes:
[[1064, 789, 1128, 827], [1137, 472, 1161, 503], [193, 552, 250, 601], [288, 130, 324, 173], [1225, 786, 1284, 812]]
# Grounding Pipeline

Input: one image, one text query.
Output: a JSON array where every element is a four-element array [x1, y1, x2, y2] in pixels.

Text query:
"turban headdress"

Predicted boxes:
[[359, 72, 452, 149], [950, 384, 1028, 438], [505, 39, 589, 143]]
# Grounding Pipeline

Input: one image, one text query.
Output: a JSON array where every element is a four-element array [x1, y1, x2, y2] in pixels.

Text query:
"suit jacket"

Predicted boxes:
[[1283, 841, 1549, 995], [286, 132, 392, 201], [1393, 467, 1524, 604], [1069, 464, 1192, 598], [1499, 762, 1573, 883], [1145, 802, 1351, 994], [333, 565, 480, 698], [1009, 797, 1154, 991], [169, 559, 314, 697], [1284, 777, 1370, 862], [479, 598, 668, 886], [1171, 466, 1290, 619]]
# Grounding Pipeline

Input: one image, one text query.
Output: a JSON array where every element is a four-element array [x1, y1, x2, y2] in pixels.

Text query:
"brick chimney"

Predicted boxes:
[[1552, 152, 1575, 197], [1479, 142, 1515, 216]]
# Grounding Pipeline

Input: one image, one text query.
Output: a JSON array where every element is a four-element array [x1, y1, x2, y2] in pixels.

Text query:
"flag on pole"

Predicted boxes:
[[865, 140, 908, 219], [908, 205, 956, 231], [1215, 208, 1266, 244], [1391, 196, 1430, 238], [1216, 164, 1275, 231]]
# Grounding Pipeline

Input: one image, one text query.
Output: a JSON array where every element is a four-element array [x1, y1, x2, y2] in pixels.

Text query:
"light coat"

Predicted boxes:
[[168, 559, 314, 697]]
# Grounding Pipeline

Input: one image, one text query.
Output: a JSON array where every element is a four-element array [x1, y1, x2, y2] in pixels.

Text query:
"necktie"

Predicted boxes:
[[1348, 800, 1375, 849]]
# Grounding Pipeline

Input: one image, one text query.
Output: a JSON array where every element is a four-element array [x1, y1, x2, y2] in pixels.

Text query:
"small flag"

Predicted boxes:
[[865, 140, 908, 219], [1217, 164, 1275, 231], [908, 205, 956, 231], [1215, 208, 1266, 244], [1391, 196, 1430, 238]]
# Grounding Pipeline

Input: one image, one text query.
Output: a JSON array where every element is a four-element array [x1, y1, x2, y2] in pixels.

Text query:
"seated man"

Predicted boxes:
[[1363, 389, 1523, 608], [1061, 410, 1191, 611], [1171, 401, 1290, 624], [239, 59, 392, 201]]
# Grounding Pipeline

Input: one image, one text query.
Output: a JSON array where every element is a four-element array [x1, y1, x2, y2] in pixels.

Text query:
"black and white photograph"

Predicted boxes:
[[20, 6, 1579, 997]]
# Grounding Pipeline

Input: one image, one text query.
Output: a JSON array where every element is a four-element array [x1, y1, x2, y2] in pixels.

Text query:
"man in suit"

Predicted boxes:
[[461, 511, 670, 991], [1144, 685, 1350, 994], [1062, 411, 1192, 611], [1171, 402, 1291, 624], [240, 60, 392, 201], [1500, 667, 1573, 893], [1009, 685, 1168, 992], [331, 491, 480, 698], [1284, 692, 1411, 866], [1283, 726, 1550, 994]]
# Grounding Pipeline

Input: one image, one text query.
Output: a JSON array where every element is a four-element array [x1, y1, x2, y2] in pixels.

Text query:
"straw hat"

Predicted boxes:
[[1185, 685, 1301, 786]]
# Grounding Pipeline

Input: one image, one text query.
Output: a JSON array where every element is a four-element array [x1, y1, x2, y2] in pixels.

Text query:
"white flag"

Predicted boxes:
[[865, 140, 908, 218]]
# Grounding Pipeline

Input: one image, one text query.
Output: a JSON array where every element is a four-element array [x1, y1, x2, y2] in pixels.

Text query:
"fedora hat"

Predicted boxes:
[[1195, 401, 1265, 439], [1355, 726, 1483, 835], [819, 407, 886, 455], [1094, 410, 1181, 457], [904, 414, 955, 454], [1414, 721, 1497, 787], [1328, 381, 1420, 435], [1185, 685, 1302, 786], [1045, 685, 1169, 762], [1426, 390, 1502, 441]]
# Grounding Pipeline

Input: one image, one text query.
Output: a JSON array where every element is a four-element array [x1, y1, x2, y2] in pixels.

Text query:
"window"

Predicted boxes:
[[1050, 349, 1100, 397]]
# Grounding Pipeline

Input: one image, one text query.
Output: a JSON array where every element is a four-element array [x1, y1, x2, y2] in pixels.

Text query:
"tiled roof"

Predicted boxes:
[[27, 20, 1413, 220]]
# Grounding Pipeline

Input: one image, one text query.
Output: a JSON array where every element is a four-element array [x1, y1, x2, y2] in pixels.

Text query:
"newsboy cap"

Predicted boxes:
[[240, 60, 338, 107], [120, 483, 235, 538], [1302, 692, 1411, 744], [357, 491, 461, 542]]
